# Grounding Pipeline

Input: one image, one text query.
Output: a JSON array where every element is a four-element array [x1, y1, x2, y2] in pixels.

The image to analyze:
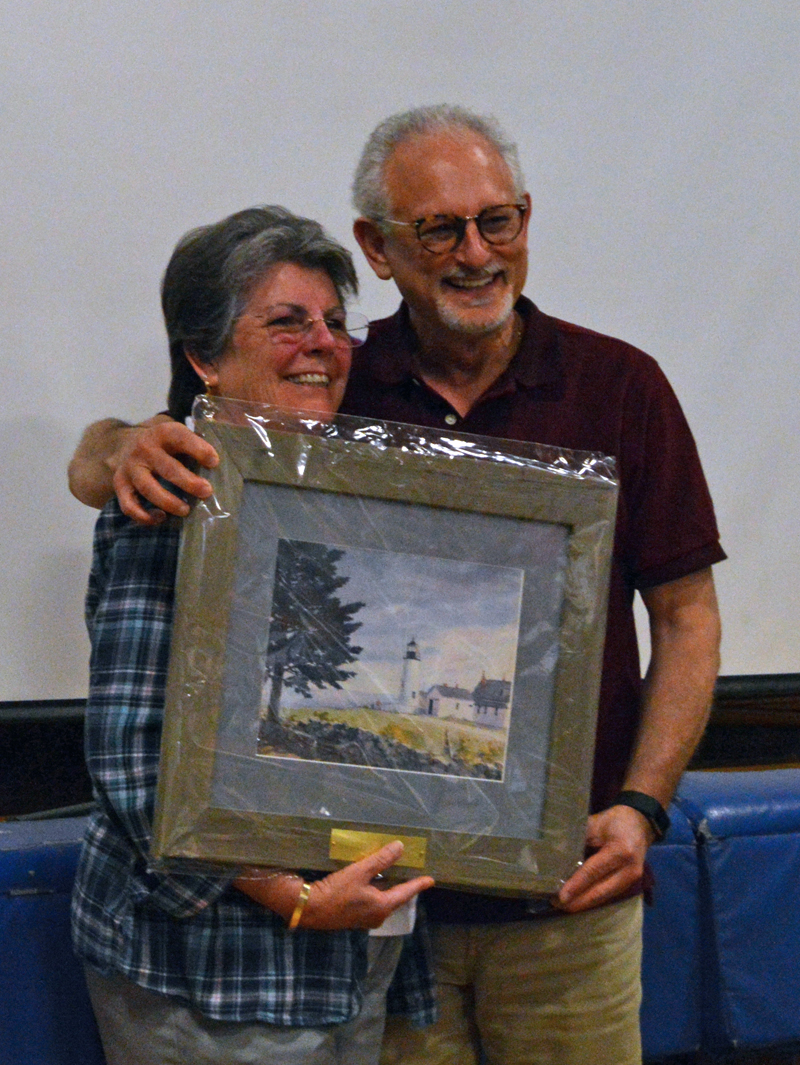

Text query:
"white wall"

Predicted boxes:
[[1, 1, 797, 699]]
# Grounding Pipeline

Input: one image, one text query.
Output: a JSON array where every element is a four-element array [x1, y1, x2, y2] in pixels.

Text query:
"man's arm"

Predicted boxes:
[[68, 415, 218, 524], [557, 566, 721, 912]]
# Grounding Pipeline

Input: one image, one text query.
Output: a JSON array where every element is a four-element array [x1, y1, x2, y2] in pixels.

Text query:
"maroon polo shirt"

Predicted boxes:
[[341, 296, 725, 921]]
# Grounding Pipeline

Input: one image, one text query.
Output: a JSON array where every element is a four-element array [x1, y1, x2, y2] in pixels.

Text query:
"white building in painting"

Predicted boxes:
[[420, 684, 473, 721], [472, 676, 511, 730], [398, 638, 421, 713], [396, 640, 510, 729]]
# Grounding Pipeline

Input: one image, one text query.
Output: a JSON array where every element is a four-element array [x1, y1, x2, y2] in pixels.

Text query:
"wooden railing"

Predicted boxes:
[[690, 674, 800, 770]]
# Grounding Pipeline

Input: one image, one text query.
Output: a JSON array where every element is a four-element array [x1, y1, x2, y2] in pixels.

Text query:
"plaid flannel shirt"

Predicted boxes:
[[71, 500, 436, 1027]]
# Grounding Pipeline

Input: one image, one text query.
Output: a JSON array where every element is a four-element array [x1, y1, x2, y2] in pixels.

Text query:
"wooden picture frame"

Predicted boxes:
[[152, 398, 618, 896]]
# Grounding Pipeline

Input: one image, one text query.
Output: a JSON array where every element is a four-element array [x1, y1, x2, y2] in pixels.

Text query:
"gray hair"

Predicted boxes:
[[352, 104, 526, 219], [163, 206, 358, 420]]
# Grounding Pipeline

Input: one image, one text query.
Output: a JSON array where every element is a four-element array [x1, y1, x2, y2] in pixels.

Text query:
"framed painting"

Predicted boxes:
[[151, 397, 618, 896]]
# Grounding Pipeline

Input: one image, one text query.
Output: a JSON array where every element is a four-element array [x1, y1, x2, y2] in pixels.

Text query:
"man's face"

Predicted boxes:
[[367, 129, 530, 340]]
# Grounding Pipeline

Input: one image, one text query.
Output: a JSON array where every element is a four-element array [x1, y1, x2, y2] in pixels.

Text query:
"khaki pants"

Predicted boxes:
[[85, 936, 402, 1065], [382, 897, 643, 1065]]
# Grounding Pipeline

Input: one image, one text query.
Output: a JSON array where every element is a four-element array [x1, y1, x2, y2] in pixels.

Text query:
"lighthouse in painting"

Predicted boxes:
[[399, 638, 421, 713]]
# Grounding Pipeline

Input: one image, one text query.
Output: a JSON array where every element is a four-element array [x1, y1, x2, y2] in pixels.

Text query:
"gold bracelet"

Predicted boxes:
[[287, 881, 312, 931]]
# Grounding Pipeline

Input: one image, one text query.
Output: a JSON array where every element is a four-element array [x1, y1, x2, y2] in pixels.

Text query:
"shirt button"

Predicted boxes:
[[444, 413, 458, 426]]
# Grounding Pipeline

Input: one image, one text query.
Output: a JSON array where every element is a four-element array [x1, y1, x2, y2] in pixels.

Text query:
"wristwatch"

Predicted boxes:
[[615, 790, 671, 841]]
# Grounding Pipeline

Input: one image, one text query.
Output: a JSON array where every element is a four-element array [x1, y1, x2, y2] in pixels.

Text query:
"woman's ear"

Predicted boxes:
[[352, 218, 395, 281], [185, 350, 218, 392]]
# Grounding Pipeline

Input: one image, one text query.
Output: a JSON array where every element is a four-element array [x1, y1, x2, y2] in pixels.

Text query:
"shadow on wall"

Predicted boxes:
[[0, 416, 95, 700]]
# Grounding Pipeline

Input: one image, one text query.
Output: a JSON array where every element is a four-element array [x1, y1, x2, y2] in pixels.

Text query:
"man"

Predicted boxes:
[[69, 105, 724, 1065]]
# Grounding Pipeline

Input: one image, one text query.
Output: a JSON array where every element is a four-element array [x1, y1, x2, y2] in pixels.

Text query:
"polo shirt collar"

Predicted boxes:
[[364, 296, 563, 393]]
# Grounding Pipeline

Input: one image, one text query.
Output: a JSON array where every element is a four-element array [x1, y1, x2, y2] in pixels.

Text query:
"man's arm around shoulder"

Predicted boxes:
[[68, 414, 218, 524]]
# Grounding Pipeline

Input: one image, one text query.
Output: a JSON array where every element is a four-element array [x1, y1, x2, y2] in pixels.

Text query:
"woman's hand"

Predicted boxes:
[[233, 841, 435, 931]]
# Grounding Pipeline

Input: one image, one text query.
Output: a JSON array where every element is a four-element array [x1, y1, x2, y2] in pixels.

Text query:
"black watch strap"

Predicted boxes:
[[615, 790, 671, 841]]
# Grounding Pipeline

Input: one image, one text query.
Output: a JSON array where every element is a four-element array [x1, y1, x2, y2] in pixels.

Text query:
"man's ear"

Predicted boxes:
[[185, 350, 218, 391], [353, 218, 395, 281], [520, 192, 533, 240]]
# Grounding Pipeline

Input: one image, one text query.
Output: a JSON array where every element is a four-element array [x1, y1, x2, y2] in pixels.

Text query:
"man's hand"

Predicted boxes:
[[557, 568, 720, 915], [68, 415, 218, 524], [107, 418, 218, 524], [555, 805, 653, 913], [234, 841, 435, 931]]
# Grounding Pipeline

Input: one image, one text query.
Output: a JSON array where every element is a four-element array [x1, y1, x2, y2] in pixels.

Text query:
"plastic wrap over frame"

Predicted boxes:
[[151, 395, 618, 898]]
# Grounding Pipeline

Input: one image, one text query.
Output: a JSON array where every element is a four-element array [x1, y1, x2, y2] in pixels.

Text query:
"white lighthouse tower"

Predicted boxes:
[[399, 638, 421, 713]]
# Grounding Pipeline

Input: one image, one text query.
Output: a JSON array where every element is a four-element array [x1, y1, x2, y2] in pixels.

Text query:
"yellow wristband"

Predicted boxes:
[[288, 881, 312, 930]]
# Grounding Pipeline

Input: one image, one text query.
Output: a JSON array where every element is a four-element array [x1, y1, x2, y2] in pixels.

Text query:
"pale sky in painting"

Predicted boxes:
[[323, 543, 524, 698]]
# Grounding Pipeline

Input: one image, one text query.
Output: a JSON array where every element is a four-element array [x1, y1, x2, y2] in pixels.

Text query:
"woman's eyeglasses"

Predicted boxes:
[[241, 306, 370, 348]]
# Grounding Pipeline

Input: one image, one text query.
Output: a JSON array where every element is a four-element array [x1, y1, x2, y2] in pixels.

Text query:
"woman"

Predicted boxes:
[[71, 206, 434, 1065]]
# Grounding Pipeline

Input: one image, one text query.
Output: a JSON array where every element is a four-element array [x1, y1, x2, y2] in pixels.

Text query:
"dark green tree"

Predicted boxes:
[[264, 540, 364, 724]]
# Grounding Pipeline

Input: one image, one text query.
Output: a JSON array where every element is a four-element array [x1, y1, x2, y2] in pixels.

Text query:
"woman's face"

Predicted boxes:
[[194, 262, 352, 417]]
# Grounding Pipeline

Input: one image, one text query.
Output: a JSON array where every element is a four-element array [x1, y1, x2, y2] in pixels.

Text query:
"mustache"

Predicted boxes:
[[441, 266, 503, 282]]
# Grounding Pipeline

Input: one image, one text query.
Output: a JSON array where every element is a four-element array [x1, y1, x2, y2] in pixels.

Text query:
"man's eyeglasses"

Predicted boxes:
[[377, 203, 527, 254], [241, 305, 370, 348]]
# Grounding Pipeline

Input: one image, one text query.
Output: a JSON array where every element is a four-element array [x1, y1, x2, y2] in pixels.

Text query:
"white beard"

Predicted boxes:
[[433, 285, 516, 337]]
